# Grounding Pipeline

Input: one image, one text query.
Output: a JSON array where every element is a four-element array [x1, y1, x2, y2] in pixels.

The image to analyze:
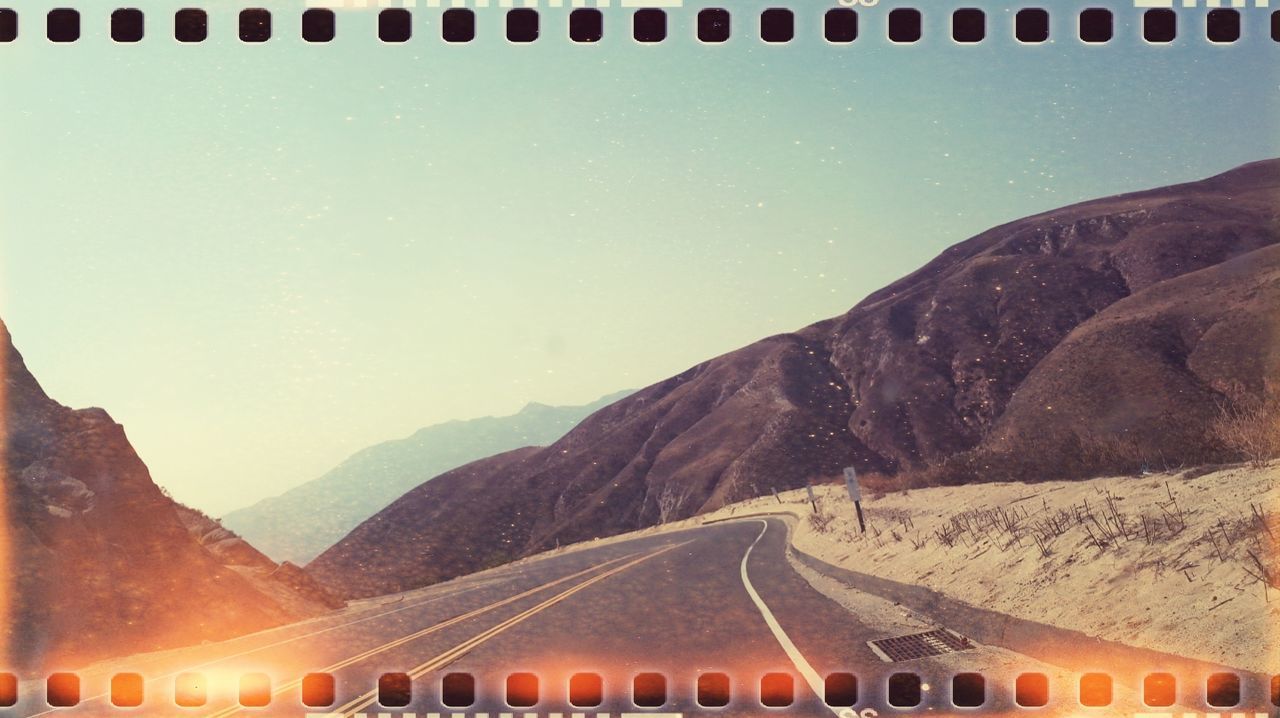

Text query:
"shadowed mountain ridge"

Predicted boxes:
[[308, 160, 1280, 599]]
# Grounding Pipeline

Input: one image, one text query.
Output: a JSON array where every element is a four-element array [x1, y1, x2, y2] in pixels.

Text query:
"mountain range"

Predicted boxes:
[[222, 391, 631, 564], [307, 160, 1280, 599]]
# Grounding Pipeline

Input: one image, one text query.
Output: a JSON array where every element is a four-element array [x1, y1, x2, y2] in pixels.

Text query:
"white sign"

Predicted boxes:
[[843, 466, 861, 502]]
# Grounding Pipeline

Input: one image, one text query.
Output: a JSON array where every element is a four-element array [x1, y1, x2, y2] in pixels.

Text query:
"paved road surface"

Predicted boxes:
[[9, 518, 1017, 718]]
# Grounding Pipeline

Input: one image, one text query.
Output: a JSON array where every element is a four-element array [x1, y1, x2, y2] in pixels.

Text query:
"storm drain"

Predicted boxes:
[[867, 629, 973, 662]]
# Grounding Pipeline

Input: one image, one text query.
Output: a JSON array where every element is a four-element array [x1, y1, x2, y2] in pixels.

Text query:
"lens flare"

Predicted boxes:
[[0, 327, 9, 671], [174, 672, 208, 708]]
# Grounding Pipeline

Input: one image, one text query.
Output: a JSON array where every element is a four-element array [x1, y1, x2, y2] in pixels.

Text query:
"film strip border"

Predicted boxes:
[[6, 669, 1279, 712], [2, 6, 1279, 43]]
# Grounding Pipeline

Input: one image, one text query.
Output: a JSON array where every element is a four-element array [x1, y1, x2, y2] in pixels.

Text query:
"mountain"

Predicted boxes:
[[221, 390, 632, 564], [979, 240, 1280, 476], [308, 160, 1280, 599], [0, 320, 340, 671]]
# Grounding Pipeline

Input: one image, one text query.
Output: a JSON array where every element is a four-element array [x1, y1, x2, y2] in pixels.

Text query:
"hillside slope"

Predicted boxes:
[[222, 391, 630, 564], [1, 320, 338, 671], [985, 242, 1280, 472], [309, 160, 1280, 599]]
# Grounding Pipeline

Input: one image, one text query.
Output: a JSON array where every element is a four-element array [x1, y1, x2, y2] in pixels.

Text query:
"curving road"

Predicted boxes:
[[10, 518, 1016, 718]]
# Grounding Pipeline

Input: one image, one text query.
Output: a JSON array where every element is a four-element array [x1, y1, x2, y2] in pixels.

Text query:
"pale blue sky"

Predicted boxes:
[[2, 0, 1276, 513]]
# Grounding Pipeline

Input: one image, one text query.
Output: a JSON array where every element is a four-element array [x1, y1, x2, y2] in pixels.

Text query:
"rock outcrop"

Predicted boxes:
[[2, 320, 341, 671]]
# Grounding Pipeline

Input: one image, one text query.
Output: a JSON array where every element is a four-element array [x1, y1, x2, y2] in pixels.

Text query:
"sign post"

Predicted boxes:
[[770, 487, 782, 504], [843, 466, 866, 533], [805, 480, 817, 513]]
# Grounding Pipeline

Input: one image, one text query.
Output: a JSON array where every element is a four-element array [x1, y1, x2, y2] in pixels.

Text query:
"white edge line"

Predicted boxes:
[[739, 519, 843, 717]]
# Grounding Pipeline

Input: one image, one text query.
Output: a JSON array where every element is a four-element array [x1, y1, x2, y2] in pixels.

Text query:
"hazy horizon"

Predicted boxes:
[[3, 1, 1277, 514]]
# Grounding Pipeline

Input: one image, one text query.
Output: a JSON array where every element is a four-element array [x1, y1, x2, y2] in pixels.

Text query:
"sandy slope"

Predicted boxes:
[[679, 464, 1278, 674]]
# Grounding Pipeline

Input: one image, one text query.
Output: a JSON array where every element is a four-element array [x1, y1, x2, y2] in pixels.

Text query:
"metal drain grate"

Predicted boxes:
[[868, 629, 973, 662]]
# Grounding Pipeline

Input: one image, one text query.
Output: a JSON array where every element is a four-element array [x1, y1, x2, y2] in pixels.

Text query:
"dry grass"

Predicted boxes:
[[807, 509, 836, 533], [1211, 391, 1280, 470], [692, 463, 1279, 672], [856, 479, 1280, 601]]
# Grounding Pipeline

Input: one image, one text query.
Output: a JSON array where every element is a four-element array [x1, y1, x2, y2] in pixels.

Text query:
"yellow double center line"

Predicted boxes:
[[333, 542, 687, 717], [205, 545, 680, 718], [26, 579, 502, 718]]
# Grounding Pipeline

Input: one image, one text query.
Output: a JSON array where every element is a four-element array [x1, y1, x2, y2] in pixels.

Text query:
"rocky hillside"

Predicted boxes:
[[175, 505, 343, 616], [1, 320, 340, 671], [222, 390, 630, 564], [309, 160, 1280, 599]]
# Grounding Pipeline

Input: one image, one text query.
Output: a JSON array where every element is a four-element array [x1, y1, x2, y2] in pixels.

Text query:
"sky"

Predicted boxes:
[[1, 0, 1277, 514]]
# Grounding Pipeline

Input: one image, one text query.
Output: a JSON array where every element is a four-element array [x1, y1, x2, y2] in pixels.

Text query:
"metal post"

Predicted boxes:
[[844, 466, 865, 532]]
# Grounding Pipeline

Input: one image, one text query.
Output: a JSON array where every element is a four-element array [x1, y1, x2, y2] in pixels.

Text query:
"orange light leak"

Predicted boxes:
[[238, 672, 271, 707], [0, 330, 9, 672], [472, 647, 815, 712], [567, 671, 603, 708], [174, 672, 208, 708], [0, 672, 15, 707], [631, 671, 667, 707], [181, 666, 292, 711], [697, 671, 731, 707], [1014, 671, 1049, 708], [505, 671, 539, 707], [46, 672, 80, 707], [109, 672, 145, 708], [759, 671, 795, 708], [300, 672, 335, 708]]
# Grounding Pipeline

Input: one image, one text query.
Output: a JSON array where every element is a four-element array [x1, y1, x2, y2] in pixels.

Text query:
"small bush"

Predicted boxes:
[[1211, 393, 1280, 469], [808, 510, 836, 533], [857, 471, 906, 496]]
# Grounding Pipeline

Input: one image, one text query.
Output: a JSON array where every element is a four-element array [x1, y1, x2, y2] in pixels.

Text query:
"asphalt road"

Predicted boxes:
[[9, 518, 983, 718]]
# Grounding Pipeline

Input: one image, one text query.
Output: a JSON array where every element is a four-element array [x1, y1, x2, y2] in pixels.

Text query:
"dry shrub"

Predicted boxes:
[[833, 470, 935, 499], [840, 388, 1274, 492], [808, 510, 836, 533], [1211, 392, 1280, 469], [1076, 431, 1151, 473], [1179, 463, 1232, 481], [916, 428, 1206, 486]]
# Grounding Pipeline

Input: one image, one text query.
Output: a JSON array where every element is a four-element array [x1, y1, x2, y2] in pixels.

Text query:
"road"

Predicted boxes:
[[8, 518, 1023, 718]]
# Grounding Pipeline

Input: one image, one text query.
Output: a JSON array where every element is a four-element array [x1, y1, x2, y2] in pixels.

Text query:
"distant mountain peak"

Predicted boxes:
[[220, 389, 633, 564]]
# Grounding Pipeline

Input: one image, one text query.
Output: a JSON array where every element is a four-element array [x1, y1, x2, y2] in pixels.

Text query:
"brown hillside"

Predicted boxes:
[[1, 320, 339, 671], [309, 160, 1280, 599], [989, 243, 1280, 467]]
